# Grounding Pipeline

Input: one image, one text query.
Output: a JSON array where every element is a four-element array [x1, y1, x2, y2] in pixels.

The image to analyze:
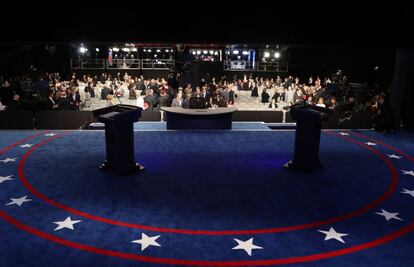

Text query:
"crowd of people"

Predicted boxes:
[[0, 71, 393, 132]]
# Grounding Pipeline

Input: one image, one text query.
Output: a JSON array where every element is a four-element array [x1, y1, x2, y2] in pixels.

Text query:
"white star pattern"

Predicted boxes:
[[5, 196, 32, 207], [53, 216, 82, 231], [131, 233, 161, 251], [0, 158, 17, 163], [365, 142, 378, 146], [232, 238, 263, 256], [387, 154, 403, 159], [45, 133, 57, 137], [0, 175, 13, 184], [19, 144, 33, 148], [401, 189, 414, 198], [338, 132, 350, 136], [402, 170, 414, 177], [318, 227, 348, 243], [375, 209, 403, 221]]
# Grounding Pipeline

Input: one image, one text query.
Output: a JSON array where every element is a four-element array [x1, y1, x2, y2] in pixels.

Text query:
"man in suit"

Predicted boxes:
[[7, 94, 24, 111], [101, 84, 111, 100], [57, 90, 71, 111], [84, 82, 95, 98], [144, 89, 156, 110], [171, 93, 183, 107], [68, 86, 81, 110], [158, 91, 170, 107], [46, 90, 58, 110]]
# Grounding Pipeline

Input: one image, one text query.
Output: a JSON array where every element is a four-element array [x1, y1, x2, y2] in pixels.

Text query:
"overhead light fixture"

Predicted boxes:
[[196, 50, 201, 55], [156, 49, 161, 52], [209, 50, 214, 55], [122, 48, 130, 52], [131, 48, 137, 52], [165, 49, 169, 52], [95, 48, 99, 52], [112, 47, 119, 52], [274, 52, 280, 58], [203, 50, 208, 54], [264, 51, 270, 58], [214, 51, 218, 55], [147, 49, 152, 52], [192, 51, 196, 55], [79, 46, 88, 54], [233, 50, 239, 55], [242, 51, 249, 55]]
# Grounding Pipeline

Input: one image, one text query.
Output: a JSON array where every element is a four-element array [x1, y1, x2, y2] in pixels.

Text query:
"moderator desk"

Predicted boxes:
[[161, 107, 237, 130]]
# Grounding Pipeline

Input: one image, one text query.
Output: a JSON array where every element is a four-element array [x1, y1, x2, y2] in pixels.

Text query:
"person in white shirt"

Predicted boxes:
[[316, 97, 326, 107], [136, 91, 145, 109]]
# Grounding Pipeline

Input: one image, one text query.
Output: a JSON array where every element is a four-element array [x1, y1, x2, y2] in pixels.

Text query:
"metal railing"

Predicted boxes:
[[70, 59, 105, 69], [141, 59, 175, 70], [224, 60, 256, 71], [106, 59, 140, 69], [256, 62, 289, 72]]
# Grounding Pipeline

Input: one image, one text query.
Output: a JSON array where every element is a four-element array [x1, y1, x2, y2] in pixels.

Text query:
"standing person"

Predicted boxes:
[[251, 82, 258, 98], [68, 86, 81, 110], [261, 88, 270, 105]]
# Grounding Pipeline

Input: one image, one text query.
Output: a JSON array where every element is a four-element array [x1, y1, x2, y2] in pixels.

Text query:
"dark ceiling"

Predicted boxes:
[[1, 2, 412, 48]]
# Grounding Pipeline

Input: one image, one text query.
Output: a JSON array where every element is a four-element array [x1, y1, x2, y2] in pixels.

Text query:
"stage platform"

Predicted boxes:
[[1, 129, 414, 267]]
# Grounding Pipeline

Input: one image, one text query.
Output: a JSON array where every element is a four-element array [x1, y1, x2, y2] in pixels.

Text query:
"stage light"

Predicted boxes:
[[237, 56, 241, 59], [95, 48, 100, 52], [154, 54, 158, 57], [203, 50, 208, 54], [131, 48, 137, 52], [242, 51, 249, 55], [148, 49, 152, 52], [214, 51, 218, 55], [143, 49, 147, 52], [264, 51, 270, 58], [112, 47, 119, 52], [274, 52, 280, 58], [122, 48, 130, 52], [233, 50, 239, 55], [226, 51, 230, 55], [156, 49, 161, 52], [209, 50, 214, 55], [196, 50, 201, 55], [165, 49, 169, 52], [374, 66, 379, 71], [192, 51, 196, 55], [79, 46, 87, 54]]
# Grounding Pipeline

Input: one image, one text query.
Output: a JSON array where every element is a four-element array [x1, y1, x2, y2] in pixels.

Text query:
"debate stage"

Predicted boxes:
[[1, 125, 414, 267]]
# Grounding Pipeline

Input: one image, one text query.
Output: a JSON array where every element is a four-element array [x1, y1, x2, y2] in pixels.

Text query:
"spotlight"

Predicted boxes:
[[242, 51, 249, 55], [95, 48, 100, 52], [196, 50, 201, 55], [165, 49, 169, 52], [237, 56, 241, 59], [122, 48, 130, 52], [214, 51, 218, 55], [112, 47, 119, 52], [233, 50, 239, 55], [209, 50, 214, 55], [131, 48, 137, 52], [79, 46, 88, 54], [264, 51, 270, 58], [274, 52, 280, 58], [374, 66, 379, 71], [192, 51, 196, 55], [143, 49, 147, 52], [156, 49, 161, 52], [154, 54, 158, 58], [147, 49, 152, 52], [203, 50, 208, 54]]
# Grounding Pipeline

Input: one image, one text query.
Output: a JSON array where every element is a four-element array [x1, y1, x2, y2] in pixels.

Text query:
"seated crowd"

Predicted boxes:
[[0, 72, 393, 131]]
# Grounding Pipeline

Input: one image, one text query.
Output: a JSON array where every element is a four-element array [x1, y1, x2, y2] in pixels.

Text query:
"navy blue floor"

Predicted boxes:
[[1, 129, 414, 266]]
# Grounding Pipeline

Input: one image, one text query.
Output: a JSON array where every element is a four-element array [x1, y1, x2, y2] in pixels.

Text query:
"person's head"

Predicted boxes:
[[330, 97, 337, 104], [195, 87, 200, 93], [378, 94, 385, 105], [318, 97, 324, 104], [308, 96, 313, 103], [176, 93, 182, 100], [13, 94, 20, 101]]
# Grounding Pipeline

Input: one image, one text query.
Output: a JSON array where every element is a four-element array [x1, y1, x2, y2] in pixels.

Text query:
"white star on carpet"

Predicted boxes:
[[387, 154, 403, 159], [402, 170, 414, 177], [375, 209, 403, 221], [53, 216, 82, 231], [5, 195, 32, 206], [318, 227, 348, 243], [401, 189, 414, 198], [45, 133, 57, 137], [131, 233, 161, 251], [365, 142, 377, 146], [0, 175, 13, 184], [338, 132, 349, 136], [19, 144, 33, 148], [0, 158, 17, 163], [232, 238, 263, 256]]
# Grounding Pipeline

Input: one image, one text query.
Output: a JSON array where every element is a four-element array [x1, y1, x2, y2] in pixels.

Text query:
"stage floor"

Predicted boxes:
[[1, 129, 414, 266]]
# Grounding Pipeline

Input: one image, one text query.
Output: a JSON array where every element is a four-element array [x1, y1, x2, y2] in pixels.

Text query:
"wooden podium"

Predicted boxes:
[[92, 104, 144, 175], [284, 103, 332, 171]]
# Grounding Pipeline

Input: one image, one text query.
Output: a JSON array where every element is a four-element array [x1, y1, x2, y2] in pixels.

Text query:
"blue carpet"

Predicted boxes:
[[0, 129, 414, 266]]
